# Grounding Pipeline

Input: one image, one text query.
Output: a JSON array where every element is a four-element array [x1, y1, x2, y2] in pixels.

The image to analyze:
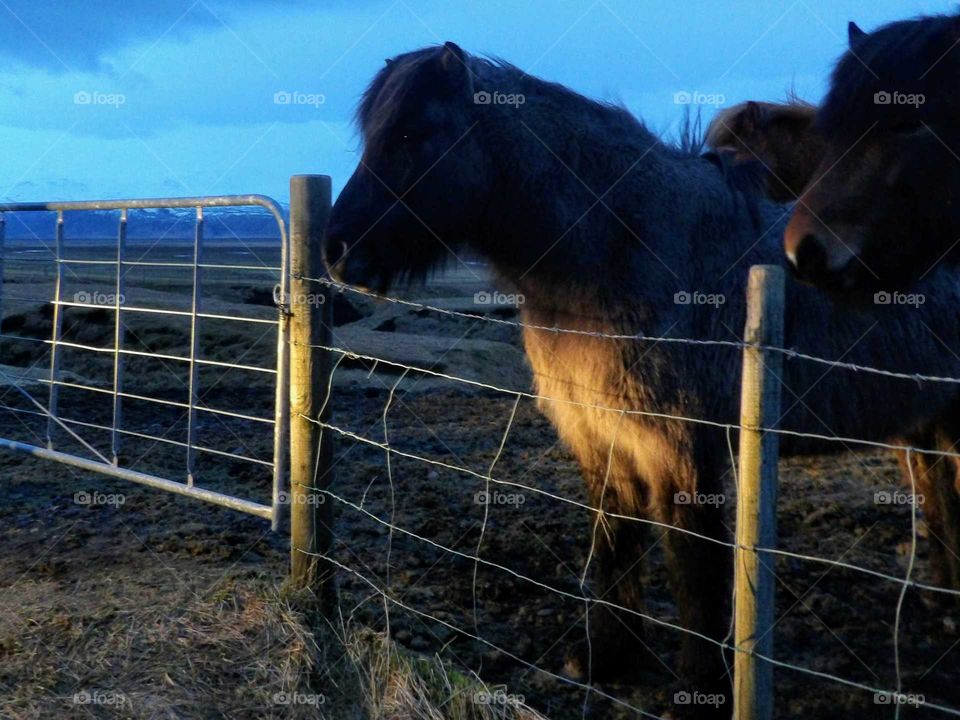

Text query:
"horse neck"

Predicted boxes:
[[467, 70, 697, 325]]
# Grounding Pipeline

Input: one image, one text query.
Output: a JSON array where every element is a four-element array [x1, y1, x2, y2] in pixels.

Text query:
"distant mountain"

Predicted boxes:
[[4, 205, 290, 242]]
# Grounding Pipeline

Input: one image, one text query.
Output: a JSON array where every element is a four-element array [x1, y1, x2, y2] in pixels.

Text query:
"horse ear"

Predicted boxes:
[[438, 41, 467, 77], [435, 41, 473, 97], [848, 21, 866, 46], [741, 101, 767, 133]]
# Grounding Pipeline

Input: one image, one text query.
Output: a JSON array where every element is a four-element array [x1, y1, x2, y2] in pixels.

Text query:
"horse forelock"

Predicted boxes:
[[819, 13, 960, 135]]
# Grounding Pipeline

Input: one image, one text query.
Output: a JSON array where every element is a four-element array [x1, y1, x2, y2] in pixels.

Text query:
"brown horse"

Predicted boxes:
[[705, 99, 822, 204], [708, 97, 960, 598], [783, 14, 960, 290]]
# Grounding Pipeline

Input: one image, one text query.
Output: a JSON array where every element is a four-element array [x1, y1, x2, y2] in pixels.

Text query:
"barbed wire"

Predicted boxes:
[[302, 342, 960, 463], [305, 414, 960, 600], [303, 275, 960, 388]]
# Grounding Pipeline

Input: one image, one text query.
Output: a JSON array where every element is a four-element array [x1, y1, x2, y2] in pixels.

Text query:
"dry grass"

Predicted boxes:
[[0, 572, 542, 720]]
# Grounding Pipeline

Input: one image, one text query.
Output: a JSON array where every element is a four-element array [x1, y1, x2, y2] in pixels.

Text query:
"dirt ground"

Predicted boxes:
[[1, 244, 959, 719]]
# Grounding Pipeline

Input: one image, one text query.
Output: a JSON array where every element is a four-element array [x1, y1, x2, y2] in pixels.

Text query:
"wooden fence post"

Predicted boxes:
[[734, 265, 785, 720], [288, 174, 336, 607]]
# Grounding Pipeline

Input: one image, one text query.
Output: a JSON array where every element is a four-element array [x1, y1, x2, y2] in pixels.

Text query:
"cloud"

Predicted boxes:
[[0, 0, 303, 72]]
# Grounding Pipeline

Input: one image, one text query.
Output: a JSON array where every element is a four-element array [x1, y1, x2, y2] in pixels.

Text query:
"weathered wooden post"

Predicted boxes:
[[734, 265, 785, 720], [288, 174, 336, 607]]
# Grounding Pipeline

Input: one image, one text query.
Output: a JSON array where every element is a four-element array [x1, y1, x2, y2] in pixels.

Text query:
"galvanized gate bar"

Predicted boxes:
[[46, 211, 64, 449], [0, 437, 273, 519], [111, 209, 127, 465], [186, 207, 204, 487]]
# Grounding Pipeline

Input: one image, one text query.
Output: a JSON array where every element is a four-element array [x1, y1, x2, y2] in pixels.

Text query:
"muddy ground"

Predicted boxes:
[[1, 241, 958, 719]]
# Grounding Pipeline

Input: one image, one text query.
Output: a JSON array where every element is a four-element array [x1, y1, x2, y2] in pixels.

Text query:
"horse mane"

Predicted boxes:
[[820, 13, 960, 134], [356, 45, 771, 207]]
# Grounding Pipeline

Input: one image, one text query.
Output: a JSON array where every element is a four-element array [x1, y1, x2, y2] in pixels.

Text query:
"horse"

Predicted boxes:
[[323, 42, 960, 714], [784, 14, 960, 291], [705, 99, 821, 204], [708, 98, 960, 596]]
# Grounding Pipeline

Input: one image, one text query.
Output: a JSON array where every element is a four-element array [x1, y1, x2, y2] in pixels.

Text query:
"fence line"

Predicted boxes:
[[291, 266, 960, 719], [307, 275, 960, 388], [298, 548, 960, 718], [302, 341, 960, 463]]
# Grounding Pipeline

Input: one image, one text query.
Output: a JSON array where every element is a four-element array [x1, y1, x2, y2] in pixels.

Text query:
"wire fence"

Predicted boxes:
[[2, 179, 959, 718], [289, 269, 960, 719]]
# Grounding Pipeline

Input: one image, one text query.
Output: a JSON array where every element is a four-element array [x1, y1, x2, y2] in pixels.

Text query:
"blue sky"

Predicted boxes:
[[0, 0, 954, 202]]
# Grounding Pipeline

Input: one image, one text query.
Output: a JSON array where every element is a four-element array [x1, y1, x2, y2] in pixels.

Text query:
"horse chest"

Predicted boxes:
[[520, 328, 660, 464]]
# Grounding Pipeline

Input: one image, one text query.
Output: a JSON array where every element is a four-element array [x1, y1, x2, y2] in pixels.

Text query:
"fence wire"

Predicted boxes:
[[294, 272, 960, 718]]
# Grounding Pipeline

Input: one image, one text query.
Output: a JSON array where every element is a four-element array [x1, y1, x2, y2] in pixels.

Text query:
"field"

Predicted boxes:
[[2, 236, 959, 719]]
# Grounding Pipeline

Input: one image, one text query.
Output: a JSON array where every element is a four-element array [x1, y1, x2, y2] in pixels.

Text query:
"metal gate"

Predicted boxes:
[[0, 194, 290, 529]]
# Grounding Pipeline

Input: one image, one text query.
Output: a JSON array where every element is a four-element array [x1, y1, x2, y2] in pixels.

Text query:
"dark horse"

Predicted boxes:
[[784, 14, 960, 290], [708, 97, 960, 598], [324, 43, 960, 714]]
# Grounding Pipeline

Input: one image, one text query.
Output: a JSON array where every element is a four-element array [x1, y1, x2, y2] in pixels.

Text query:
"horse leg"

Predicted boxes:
[[661, 467, 732, 715], [902, 429, 960, 601], [563, 467, 661, 684]]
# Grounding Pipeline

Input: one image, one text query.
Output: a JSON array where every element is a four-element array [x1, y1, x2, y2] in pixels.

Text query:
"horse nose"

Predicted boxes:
[[790, 233, 830, 281], [322, 226, 349, 269]]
